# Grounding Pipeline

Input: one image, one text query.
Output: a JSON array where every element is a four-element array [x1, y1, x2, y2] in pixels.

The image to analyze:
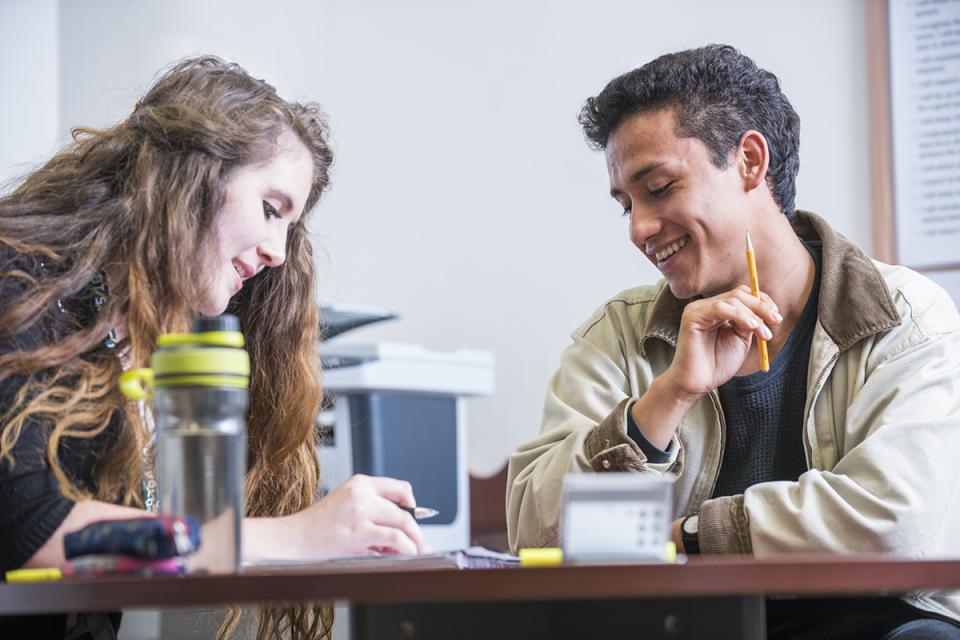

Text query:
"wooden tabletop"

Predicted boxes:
[[2, 554, 959, 616]]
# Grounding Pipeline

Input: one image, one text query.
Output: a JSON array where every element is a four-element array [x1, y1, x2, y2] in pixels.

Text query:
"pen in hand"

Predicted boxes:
[[400, 505, 439, 520]]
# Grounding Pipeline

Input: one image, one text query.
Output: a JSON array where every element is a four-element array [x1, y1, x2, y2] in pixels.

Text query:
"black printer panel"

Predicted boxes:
[[348, 393, 458, 525]]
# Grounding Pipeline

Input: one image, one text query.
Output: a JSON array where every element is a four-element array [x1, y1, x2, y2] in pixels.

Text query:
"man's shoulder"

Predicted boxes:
[[573, 281, 667, 339], [873, 261, 960, 335]]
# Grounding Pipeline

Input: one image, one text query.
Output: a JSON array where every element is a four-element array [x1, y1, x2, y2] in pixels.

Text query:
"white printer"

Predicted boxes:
[[318, 339, 495, 552]]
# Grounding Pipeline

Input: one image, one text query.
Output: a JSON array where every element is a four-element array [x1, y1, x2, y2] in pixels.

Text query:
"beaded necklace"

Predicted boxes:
[[51, 267, 159, 512]]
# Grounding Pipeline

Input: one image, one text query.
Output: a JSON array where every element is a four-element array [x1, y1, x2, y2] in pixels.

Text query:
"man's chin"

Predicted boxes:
[[666, 280, 699, 301]]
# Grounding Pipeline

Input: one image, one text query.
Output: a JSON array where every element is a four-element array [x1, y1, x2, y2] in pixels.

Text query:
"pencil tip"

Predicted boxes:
[[746, 231, 753, 251]]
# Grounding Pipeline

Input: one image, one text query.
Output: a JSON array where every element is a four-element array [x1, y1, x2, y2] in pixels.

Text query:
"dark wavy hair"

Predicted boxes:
[[579, 44, 801, 215], [0, 56, 333, 639]]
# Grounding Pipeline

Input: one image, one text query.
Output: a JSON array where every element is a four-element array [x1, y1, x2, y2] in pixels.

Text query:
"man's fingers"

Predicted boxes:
[[729, 287, 781, 326], [716, 298, 772, 340]]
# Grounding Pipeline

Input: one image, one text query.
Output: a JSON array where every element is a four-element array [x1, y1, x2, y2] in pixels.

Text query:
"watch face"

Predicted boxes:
[[683, 515, 699, 535]]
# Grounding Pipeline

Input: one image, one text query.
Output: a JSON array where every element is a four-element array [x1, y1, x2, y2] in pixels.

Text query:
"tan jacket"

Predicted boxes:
[[507, 211, 960, 622]]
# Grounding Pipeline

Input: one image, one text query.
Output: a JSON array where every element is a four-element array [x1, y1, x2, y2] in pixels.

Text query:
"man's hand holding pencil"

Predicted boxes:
[[627, 234, 784, 453], [663, 232, 783, 399]]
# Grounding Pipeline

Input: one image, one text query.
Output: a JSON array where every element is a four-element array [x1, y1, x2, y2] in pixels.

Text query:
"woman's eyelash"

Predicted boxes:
[[263, 201, 280, 219], [621, 207, 632, 218]]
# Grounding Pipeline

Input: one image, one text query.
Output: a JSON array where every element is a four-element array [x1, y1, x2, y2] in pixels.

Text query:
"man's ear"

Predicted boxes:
[[738, 130, 770, 192]]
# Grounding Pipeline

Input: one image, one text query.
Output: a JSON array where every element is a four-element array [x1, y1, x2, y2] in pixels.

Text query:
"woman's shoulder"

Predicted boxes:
[[0, 248, 57, 354], [0, 244, 110, 353], [0, 244, 42, 295]]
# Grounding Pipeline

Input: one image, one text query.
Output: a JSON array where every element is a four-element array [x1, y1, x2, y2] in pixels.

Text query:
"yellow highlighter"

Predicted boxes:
[[520, 545, 677, 566], [519, 547, 564, 567], [5, 567, 63, 583]]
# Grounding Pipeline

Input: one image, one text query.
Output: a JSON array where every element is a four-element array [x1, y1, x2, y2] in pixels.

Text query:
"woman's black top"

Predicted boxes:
[[0, 254, 122, 638]]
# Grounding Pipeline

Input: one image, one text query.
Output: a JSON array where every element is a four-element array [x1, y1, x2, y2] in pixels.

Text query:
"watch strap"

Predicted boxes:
[[681, 514, 700, 555]]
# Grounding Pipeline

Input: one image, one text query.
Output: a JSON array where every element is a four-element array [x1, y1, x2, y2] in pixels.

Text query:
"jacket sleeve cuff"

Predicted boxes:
[[698, 494, 752, 554], [584, 398, 683, 474]]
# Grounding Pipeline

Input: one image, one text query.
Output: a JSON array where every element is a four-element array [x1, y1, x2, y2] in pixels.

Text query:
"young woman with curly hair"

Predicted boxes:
[[0, 55, 426, 639]]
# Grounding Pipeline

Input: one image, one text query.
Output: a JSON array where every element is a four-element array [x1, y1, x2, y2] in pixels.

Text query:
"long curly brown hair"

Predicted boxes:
[[0, 56, 333, 639]]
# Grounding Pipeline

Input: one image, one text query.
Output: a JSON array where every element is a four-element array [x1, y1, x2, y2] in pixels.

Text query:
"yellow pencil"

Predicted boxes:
[[745, 231, 769, 372]]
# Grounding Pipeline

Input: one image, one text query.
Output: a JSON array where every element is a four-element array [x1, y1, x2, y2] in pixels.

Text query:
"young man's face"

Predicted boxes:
[[605, 109, 753, 299]]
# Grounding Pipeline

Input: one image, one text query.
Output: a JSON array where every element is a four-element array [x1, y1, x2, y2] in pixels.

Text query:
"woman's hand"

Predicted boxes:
[[245, 474, 430, 562]]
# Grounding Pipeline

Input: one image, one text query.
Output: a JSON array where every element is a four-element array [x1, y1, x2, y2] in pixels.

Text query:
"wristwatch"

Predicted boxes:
[[680, 514, 700, 555]]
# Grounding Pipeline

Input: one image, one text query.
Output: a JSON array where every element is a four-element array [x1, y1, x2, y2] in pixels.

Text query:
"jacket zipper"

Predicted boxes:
[[803, 351, 840, 468]]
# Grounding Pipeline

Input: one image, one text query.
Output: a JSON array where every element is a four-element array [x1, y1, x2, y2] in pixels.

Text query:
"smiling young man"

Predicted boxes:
[[506, 45, 960, 639]]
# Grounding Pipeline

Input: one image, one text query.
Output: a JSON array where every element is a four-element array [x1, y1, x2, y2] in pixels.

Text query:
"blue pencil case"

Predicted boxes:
[[64, 515, 201, 560]]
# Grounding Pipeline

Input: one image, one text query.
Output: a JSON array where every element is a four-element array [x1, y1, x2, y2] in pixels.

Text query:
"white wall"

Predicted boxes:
[[5, 0, 871, 476], [0, 0, 59, 192]]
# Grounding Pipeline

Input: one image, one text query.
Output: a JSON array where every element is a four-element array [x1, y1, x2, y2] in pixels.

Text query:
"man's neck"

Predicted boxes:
[[741, 213, 817, 372]]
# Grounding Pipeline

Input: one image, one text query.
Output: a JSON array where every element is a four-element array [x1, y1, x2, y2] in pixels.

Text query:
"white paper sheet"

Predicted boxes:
[[889, 0, 960, 268]]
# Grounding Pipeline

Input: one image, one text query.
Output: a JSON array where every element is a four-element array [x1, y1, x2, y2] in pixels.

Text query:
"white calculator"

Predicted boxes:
[[560, 472, 673, 561]]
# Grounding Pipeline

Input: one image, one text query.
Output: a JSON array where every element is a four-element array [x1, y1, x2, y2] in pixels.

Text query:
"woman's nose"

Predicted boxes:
[[257, 232, 287, 268]]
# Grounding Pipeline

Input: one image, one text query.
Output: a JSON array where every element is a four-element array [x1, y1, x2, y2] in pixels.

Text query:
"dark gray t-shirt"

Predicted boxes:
[[712, 244, 821, 498]]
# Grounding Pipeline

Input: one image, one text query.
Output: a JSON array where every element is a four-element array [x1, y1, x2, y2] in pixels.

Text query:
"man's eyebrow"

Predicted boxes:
[[609, 161, 667, 198]]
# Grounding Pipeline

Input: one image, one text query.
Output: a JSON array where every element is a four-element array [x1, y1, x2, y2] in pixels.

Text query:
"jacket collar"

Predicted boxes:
[[640, 210, 901, 354]]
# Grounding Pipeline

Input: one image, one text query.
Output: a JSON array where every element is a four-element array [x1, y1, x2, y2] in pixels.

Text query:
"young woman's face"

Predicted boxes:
[[197, 129, 314, 316]]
